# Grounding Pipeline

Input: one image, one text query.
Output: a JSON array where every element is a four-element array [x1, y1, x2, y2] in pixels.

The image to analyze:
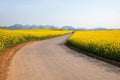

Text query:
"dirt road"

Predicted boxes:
[[7, 34, 120, 80]]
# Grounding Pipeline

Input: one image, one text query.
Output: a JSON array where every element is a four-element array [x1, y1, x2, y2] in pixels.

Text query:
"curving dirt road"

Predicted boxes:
[[7, 34, 120, 80]]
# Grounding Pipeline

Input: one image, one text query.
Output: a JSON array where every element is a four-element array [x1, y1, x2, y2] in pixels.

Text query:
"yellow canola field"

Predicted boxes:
[[68, 30, 120, 62], [0, 29, 71, 54]]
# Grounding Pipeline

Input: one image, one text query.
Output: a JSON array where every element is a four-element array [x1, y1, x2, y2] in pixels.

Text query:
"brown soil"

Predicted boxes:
[[0, 41, 36, 80]]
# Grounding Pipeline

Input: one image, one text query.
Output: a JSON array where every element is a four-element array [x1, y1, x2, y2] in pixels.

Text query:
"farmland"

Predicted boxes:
[[68, 30, 120, 62], [0, 29, 71, 54]]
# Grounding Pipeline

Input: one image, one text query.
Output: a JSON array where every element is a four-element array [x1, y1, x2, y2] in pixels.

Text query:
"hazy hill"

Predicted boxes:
[[61, 26, 76, 30]]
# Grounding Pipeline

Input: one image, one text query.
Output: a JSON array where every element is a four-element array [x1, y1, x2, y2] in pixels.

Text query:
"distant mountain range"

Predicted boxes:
[[0, 24, 119, 30], [0, 24, 57, 29], [0, 24, 77, 30]]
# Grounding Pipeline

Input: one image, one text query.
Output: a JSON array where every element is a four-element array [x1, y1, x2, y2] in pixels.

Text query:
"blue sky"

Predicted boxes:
[[0, 0, 120, 28]]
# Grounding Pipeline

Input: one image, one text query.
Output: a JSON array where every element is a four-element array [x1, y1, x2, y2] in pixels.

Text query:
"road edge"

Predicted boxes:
[[65, 41, 120, 67]]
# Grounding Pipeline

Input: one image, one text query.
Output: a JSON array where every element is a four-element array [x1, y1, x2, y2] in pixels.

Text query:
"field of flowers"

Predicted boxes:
[[68, 30, 120, 62], [0, 29, 71, 54]]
